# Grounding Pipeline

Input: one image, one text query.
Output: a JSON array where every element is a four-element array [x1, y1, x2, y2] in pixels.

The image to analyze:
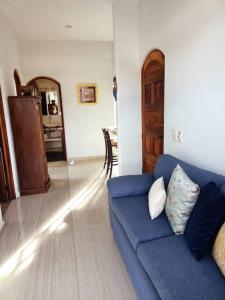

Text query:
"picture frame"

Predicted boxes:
[[77, 83, 98, 104]]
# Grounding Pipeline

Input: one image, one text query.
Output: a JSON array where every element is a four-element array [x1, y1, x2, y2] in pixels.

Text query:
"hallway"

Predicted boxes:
[[0, 159, 136, 300]]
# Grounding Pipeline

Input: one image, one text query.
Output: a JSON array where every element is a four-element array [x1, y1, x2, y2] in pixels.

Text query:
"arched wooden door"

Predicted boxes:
[[142, 49, 165, 172]]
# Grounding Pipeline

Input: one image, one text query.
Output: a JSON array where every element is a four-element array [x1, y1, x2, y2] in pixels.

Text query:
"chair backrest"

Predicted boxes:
[[154, 154, 225, 190], [102, 128, 107, 146], [104, 129, 114, 154], [102, 128, 112, 154]]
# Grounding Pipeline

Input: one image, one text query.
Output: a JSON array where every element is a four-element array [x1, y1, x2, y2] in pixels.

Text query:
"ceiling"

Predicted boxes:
[[0, 0, 113, 41]]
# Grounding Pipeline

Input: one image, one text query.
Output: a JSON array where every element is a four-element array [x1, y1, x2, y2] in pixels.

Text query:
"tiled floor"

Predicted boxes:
[[0, 159, 137, 300]]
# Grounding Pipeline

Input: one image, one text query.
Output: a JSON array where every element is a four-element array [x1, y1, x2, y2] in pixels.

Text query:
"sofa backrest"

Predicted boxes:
[[154, 154, 225, 191]]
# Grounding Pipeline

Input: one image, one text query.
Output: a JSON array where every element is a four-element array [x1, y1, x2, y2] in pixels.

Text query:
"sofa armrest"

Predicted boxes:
[[107, 173, 154, 198]]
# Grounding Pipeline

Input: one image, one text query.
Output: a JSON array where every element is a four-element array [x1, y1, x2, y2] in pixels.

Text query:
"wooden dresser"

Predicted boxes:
[[8, 96, 50, 195]]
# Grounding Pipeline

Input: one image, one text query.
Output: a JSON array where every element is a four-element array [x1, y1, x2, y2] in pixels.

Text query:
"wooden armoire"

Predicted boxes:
[[8, 96, 50, 195]]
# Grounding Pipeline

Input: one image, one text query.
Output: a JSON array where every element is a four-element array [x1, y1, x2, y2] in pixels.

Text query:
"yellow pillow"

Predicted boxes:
[[212, 222, 225, 276]]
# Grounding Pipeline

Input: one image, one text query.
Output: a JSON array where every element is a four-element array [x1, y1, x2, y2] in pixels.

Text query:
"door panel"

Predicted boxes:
[[142, 50, 165, 173]]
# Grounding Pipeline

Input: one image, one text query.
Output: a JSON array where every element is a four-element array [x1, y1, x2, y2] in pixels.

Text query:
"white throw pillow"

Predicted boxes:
[[148, 177, 167, 220]]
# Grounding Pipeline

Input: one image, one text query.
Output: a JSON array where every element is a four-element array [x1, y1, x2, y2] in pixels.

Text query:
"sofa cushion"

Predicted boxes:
[[109, 194, 173, 250], [137, 235, 225, 300], [154, 154, 225, 189], [107, 173, 154, 198], [110, 209, 161, 300]]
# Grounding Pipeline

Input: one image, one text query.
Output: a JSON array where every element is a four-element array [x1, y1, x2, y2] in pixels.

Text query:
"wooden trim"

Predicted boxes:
[[27, 76, 67, 161], [0, 87, 16, 199], [27, 76, 60, 87]]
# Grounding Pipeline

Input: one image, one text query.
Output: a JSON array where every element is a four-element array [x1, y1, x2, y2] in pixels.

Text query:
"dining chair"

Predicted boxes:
[[104, 129, 118, 178]]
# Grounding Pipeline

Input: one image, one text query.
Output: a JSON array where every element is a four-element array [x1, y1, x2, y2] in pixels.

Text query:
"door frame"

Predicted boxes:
[[27, 76, 67, 161], [141, 49, 165, 172], [0, 87, 16, 199]]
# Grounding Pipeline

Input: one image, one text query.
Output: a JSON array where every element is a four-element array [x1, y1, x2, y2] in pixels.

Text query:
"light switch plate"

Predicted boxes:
[[177, 131, 183, 143]]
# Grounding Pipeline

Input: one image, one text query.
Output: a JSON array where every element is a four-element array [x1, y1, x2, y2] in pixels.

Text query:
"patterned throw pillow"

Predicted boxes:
[[165, 164, 200, 234], [213, 223, 225, 276]]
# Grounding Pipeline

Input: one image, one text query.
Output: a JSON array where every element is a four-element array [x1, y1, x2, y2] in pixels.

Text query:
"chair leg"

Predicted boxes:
[[106, 152, 110, 175], [103, 156, 106, 169], [109, 159, 113, 178], [102, 129, 108, 170], [109, 150, 114, 178], [103, 147, 108, 169]]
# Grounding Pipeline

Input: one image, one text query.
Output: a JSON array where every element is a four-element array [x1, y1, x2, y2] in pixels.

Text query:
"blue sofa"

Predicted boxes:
[[107, 154, 225, 300]]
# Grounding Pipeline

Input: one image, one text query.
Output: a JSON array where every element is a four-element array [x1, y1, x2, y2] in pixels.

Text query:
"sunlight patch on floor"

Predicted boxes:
[[0, 167, 107, 279]]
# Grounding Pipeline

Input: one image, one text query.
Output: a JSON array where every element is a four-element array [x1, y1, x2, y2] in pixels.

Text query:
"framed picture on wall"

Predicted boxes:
[[77, 83, 98, 104]]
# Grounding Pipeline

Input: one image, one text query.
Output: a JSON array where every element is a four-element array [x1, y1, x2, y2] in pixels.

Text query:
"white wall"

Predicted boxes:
[[21, 41, 114, 159], [113, 0, 142, 175], [114, 0, 225, 176], [139, 0, 225, 175], [0, 9, 22, 198]]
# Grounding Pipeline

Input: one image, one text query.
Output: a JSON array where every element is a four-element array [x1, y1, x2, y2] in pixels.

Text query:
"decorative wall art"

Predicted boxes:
[[77, 83, 98, 104]]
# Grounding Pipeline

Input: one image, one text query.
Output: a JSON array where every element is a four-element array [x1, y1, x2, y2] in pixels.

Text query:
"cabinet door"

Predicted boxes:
[[9, 97, 49, 193]]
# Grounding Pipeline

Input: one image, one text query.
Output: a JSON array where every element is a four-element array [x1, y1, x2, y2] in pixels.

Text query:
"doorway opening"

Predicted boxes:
[[27, 77, 67, 162], [142, 49, 165, 172], [0, 87, 16, 214]]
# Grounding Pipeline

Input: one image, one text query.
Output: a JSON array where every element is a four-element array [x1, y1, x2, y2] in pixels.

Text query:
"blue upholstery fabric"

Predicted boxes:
[[107, 173, 154, 198], [110, 209, 160, 300], [108, 154, 225, 300], [220, 182, 225, 194], [137, 235, 225, 300], [185, 182, 225, 260], [154, 154, 225, 189], [110, 194, 173, 250]]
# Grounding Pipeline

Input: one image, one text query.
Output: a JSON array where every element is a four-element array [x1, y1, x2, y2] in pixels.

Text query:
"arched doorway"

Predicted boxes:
[[27, 76, 67, 162], [142, 49, 165, 172]]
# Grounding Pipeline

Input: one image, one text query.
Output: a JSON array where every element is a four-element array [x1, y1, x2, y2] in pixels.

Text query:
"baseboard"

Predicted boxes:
[[69, 155, 104, 162]]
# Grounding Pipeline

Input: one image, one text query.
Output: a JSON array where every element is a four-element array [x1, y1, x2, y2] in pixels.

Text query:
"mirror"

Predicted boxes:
[[35, 79, 61, 117], [27, 77, 67, 162]]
